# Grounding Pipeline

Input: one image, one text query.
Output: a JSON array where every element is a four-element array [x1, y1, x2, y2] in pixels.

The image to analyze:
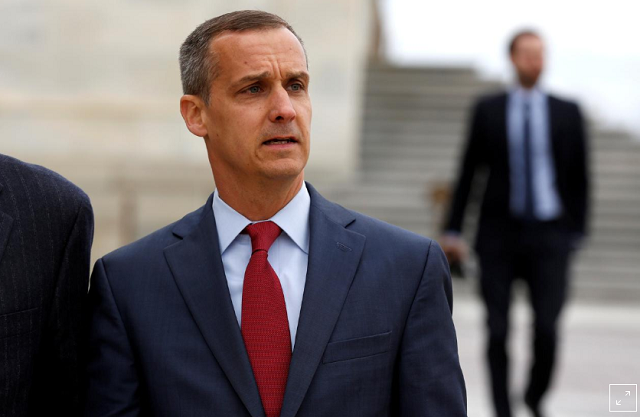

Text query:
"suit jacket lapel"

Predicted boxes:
[[547, 96, 563, 165], [163, 196, 265, 417], [0, 184, 14, 266], [280, 184, 365, 417], [496, 93, 509, 172]]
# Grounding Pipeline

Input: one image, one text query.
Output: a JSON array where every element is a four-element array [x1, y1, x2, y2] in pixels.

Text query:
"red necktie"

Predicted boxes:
[[241, 221, 291, 417]]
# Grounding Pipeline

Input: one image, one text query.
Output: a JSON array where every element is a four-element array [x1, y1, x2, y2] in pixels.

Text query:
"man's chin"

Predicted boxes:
[[260, 163, 306, 183], [520, 73, 541, 88]]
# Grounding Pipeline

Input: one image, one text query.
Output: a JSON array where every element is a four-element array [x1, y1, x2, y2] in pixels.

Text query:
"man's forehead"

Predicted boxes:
[[517, 35, 544, 50], [210, 27, 305, 60], [209, 28, 308, 84]]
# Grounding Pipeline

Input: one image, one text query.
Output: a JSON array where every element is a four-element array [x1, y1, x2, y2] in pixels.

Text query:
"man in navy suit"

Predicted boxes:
[[84, 10, 467, 416], [442, 31, 589, 417]]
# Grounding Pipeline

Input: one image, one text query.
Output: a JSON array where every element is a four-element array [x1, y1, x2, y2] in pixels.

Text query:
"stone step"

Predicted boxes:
[[578, 244, 640, 259], [573, 263, 639, 283], [362, 120, 466, 135], [327, 179, 640, 210], [345, 172, 640, 197], [362, 118, 638, 143], [363, 108, 469, 122], [360, 164, 640, 185], [345, 206, 640, 230], [361, 143, 640, 167], [360, 140, 640, 161], [575, 259, 640, 276], [361, 147, 640, 169], [367, 64, 478, 75], [360, 159, 640, 183], [366, 65, 481, 83], [364, 93, 479, 109], [364, 75, 499, 91], [328, 192, 640, 235], [327, 213, 640, 243], [361, 131, 640, 151]]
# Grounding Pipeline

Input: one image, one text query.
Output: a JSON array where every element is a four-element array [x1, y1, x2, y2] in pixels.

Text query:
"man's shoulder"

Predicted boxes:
[[310, 196, 440, 280], [350, 208, 432, 247], [547, 93, 581, 112], [308, 183, 434, 252], [474, 90, 582, 116], [475, 91, 508, 108], [0, 153, 91, 216], [100, 202, 206, 269], [312, 195, 434, 258]]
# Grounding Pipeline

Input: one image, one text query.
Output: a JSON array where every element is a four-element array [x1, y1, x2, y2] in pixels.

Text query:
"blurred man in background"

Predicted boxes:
[[441, 31, 589, 417], [0, 154, 94, 416]]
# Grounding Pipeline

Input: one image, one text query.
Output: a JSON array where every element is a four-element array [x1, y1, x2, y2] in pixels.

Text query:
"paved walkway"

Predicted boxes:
[[452, 279, 640, 417]]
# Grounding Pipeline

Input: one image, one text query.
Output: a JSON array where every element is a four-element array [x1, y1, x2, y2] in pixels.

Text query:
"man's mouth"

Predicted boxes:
[[263, 137, 297, 145]]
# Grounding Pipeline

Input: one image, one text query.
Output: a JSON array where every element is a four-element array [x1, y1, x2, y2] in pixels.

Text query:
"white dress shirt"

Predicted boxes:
[[212, 183, 310, 349]]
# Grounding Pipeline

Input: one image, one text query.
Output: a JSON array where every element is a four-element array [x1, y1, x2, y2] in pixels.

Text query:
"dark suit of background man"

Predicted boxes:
[[84, 10, 467, 417], [0, 154, 94, 416], [442, 30, 589, 417]]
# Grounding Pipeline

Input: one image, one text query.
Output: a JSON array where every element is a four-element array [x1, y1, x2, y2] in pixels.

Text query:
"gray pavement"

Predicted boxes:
[[452, 280, 640, 417]]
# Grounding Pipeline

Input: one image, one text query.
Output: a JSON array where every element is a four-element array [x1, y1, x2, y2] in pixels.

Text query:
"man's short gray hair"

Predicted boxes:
[[179, 10, 306, 105]]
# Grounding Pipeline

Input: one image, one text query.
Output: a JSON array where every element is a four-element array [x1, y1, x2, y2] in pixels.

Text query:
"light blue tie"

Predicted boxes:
[[522, 100, 535, 220]]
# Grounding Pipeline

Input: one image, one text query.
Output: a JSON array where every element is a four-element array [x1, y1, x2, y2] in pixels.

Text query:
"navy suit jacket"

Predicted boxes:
[[445, 92, 589, 248], [85, 183, 467, 416], [0, 154, 93, 416]]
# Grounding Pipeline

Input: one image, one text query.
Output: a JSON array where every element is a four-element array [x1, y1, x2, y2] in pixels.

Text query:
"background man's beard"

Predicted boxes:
[[519, 73, 540, 88]]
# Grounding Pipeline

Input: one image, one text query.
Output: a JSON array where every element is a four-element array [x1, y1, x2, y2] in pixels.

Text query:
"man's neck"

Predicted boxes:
[[517, 79, 539, 91], [215, 174, 304, 221]]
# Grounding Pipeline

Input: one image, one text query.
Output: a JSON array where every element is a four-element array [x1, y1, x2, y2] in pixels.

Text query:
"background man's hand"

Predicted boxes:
[[440, 234, 468, 264]]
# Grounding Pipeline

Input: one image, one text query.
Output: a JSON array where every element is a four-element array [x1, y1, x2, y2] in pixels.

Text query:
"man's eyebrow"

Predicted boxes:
[[230, 70, 310, 89], [287, 71, 310, 82], [232, 71, 271, 88]]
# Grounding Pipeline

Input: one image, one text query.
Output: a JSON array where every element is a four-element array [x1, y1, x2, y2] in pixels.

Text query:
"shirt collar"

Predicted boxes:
[[212, 182, 311, 255], [269, 182, 310, 254], [511, 84, 545, 104]]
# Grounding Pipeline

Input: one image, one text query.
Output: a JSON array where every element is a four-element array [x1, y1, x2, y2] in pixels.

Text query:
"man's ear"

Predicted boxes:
[[180, 95, 208, 137]]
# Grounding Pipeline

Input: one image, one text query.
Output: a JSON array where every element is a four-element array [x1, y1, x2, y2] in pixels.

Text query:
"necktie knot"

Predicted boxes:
[[244, 221, 282, 253]]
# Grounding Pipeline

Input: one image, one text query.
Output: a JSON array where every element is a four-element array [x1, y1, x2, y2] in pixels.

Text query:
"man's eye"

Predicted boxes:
[[247, 86, 261, 94], [290, 83, 303, 91]]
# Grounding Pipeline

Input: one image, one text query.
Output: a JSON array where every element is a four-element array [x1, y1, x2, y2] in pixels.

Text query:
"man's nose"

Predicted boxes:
[[268, 87, 296, 123]]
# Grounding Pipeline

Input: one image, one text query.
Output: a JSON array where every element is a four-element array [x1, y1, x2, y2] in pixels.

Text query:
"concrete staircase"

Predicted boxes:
[[322, 64, 640, 302]]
